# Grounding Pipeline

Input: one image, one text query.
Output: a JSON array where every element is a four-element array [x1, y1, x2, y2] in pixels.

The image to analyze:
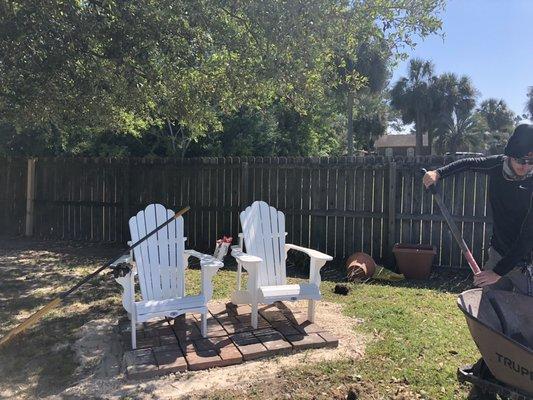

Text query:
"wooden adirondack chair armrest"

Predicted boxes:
[[285, 244, 332, 286], [110, 253, 135, 276], [111, 253, 135, 315], [184, 250, 223, 301], [285, 244, 333, 262], [184, 250, 224, 271], [125, 242, 137, 276], [111, 252, 133, 265], [230, 246, 262, 271]]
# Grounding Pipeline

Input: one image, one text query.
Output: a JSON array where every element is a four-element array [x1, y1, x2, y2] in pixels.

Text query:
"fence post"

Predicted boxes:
[[240, 161, 249, 209], [122, 159, 131, 241], [387, 161, 397, 258], [25, 158, 37, 237]]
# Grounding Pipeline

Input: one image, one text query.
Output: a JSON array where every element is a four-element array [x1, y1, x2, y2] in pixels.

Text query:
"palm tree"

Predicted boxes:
[[474, 98, 515, 154], [434, 111, 482, 154], [390, 58, 435, 155], [430, 73, 478, 154], [340, 41, 389, 155], [478, 98, 515, 133]]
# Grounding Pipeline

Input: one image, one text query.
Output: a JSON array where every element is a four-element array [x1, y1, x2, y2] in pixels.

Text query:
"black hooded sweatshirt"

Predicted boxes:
[[436, 155, 532, 276]]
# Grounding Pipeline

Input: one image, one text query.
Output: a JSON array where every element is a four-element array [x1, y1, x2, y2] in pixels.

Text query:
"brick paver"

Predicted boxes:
[[285, 332, 327, 350], [126, 348, 159, 379], [254, 328, 293, 355], [230, 331, 270, 361], [153, 344, 187, 374]]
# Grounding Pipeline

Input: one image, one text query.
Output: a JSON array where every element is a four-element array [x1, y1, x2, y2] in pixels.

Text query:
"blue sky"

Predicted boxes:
[[390, 0, 533, 116]]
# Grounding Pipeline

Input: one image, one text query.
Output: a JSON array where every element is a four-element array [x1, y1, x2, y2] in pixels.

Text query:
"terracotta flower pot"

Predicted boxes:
[[392, 243, 436, 280], [345, 252, 376, 281]]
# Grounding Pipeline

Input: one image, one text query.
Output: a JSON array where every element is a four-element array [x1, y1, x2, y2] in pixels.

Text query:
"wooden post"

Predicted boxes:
[[387, 162, 397, 258], [25, 158, 37, 237], [122, 159, 131, 241], [240, 161, 249, 209]]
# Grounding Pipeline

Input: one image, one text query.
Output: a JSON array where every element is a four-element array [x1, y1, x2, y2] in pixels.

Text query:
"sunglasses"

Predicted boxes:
[[513, 157, 533, 165]]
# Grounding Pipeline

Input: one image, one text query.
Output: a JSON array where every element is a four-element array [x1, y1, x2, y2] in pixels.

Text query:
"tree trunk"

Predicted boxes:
[[428, 128, 433, 155], [449, 135, 459, 155], [449, 141, 457, 155], [347, 91, 354, 156], [415, 111, 424, 156], [167, 119, 177, 155]]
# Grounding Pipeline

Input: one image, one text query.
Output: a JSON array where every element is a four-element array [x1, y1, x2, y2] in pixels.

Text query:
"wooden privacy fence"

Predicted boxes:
[[0, 157, 27, 237], [0, 156, 493, 269]]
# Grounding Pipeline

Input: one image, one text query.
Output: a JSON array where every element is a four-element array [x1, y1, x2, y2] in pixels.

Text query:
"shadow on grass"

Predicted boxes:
[[286, 253, 474, 295], [218, 247, 474, 295], [366, 268, 475, 294]]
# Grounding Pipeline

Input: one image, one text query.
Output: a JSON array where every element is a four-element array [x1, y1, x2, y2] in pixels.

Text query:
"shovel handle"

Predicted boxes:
[[0, 298, 62, 347], [420, 168, 481, 275]]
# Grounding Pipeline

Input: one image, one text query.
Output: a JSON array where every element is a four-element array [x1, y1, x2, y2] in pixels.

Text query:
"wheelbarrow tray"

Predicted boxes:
[[457, 289, 533, 396]]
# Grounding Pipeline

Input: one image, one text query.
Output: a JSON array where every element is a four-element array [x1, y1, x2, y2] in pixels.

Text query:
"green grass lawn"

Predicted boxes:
[[0, 240, 480, 399], [186, 267, 480, 399], [319, 280, 479, 399]]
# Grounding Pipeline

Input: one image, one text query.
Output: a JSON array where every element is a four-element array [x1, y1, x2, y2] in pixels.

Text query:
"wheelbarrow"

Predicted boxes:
[[457, 288, 533, 399]]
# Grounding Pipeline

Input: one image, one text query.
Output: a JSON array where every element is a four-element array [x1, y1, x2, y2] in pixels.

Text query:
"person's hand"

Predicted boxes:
[[423, 170, 440, 189], [473, 270, 501, 287]]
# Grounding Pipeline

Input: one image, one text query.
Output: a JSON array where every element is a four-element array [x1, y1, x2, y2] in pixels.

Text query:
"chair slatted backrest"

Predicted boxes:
[[240, 201, 287, 286], [129, 204, 185, 300]]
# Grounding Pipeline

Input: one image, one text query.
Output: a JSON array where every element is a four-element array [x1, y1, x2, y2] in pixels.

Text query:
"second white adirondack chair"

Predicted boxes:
[[114, 204, 223, 349], [231, 201, 333, 328]]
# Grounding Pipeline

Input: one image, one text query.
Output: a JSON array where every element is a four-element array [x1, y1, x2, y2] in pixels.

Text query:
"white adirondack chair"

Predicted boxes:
[[114, 204, 223, 349], [231, 201, 333, 328]]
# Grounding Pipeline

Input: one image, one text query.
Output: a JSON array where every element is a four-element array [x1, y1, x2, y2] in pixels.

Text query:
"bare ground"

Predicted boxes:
[[50, 300, 367, 400], [0, 239, 367, 399]]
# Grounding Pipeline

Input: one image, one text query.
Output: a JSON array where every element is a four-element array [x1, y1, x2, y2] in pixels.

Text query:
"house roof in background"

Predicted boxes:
[[375, 134, 429, 148]]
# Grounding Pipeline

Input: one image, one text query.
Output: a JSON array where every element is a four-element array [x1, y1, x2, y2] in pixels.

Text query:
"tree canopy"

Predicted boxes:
[[390, 58, 436, 155], [0, 0, 445, 157], [431, 73, 479, 154], [389, 59, 533, 155]]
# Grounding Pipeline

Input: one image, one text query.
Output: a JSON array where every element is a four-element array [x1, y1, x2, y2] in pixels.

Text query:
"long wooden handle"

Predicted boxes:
[[0, 205, 191, 348], [421, 169, 481, 275], [125, 206, 190, 251], [0, 297, 61, 348]]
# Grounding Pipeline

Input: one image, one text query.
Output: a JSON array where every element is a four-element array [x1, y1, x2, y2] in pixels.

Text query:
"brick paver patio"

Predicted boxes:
[[122, 301, 339, 379]]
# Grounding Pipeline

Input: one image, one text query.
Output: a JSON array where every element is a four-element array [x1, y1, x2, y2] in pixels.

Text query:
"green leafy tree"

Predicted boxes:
[[188, 102, 343, 157], [335, 40, 390, 155], [1, 0, 445, 157], [477, 98, 515, 133], [431, 73, 479, 153], [473, 98, 515, 154], [390, 58, 436, 155], [434, 112, 481, 154], [352, 93, 389, 151]]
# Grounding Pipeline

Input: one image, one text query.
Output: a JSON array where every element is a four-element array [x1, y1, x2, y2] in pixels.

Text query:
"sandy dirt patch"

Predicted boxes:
[[47, 300, 367, 400]]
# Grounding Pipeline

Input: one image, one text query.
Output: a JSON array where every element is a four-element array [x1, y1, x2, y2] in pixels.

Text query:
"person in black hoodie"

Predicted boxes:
[[423, 124, 533, 294]]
